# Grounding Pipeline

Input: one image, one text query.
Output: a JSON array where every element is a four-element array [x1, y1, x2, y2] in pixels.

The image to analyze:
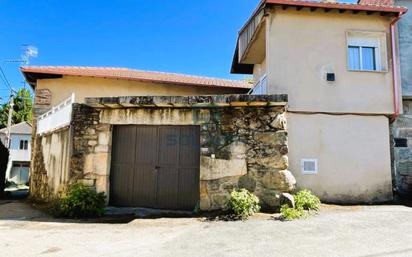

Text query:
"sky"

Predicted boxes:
[[0, 0, 356, 104]]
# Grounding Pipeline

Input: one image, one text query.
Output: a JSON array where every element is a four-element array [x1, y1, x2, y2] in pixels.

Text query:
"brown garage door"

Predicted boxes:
[[110, 125, 200, 210]]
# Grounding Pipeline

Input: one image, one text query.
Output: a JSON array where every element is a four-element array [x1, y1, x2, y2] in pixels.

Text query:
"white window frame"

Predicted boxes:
[[346, 31, 388, 72]]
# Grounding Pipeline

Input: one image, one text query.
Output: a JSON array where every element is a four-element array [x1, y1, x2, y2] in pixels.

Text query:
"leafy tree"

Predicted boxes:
[[0, 88, 33, 129]]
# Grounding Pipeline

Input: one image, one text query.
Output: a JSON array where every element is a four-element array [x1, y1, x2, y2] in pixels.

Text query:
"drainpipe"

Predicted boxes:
[[389, 12, 405, 123]]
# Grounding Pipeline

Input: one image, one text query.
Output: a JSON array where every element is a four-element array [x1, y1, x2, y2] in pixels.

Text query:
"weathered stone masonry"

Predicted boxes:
[[31, 95, 296, 210]]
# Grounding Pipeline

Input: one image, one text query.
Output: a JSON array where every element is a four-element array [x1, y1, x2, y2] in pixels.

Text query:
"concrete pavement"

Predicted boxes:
[[0, 202, 412, 257]]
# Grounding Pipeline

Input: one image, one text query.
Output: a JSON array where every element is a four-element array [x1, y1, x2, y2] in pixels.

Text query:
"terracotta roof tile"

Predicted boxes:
[[21, 66, 252, 89], [263, 0, 407, 13], [358, 0, 394, 6]]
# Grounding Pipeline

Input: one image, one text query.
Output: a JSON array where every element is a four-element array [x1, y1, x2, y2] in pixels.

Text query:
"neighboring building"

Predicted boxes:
[[392, 0, 412, 197], [231, 0, 406, 203], [0, 122, 32, 185]]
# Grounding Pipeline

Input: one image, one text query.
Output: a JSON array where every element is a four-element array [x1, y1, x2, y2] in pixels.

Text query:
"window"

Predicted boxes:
[[19, 140, 28, 150], [346, 31, 387, 72]]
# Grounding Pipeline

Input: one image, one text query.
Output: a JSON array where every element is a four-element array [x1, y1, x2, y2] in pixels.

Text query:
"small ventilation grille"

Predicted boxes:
[[301, 159, 318, 174]]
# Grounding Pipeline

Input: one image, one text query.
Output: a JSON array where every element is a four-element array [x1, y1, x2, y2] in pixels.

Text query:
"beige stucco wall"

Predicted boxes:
[[287, 113, 393, 203], [37, 76, 248, 106], [253, 56, 267, 83], [265, 8, 395, 114]]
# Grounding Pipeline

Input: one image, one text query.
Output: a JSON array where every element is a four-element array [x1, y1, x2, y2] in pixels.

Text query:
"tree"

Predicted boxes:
[[0, 88, 33, 129]]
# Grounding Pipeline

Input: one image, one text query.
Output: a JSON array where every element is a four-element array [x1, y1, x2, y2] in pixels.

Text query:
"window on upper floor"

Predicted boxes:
[[346, 31, 388, 72], [19, 140, 28, 150]]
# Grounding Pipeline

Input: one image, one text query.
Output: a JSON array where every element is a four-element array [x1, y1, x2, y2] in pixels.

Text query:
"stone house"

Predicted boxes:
[[0, 122, 32, 185], [22, 67, 298, 211], [391, 0, 412, 197], [231, 0, 407, 203]]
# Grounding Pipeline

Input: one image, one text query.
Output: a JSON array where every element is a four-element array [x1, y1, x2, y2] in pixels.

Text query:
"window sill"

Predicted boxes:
[[347, 69, 388, 74]]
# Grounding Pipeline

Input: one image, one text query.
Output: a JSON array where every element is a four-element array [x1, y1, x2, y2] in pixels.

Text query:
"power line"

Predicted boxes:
[[0, 65, 12, 92]]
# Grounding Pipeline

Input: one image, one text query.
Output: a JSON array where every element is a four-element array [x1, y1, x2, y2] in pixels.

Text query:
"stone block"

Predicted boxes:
[[280, 193, 295, 208], [79, 179, 95, 187], [256, 155, 289, 169], [200, 157, 247, 180], [95, 145, 110, 153], [200, 197, 211, 211], [212, 193, 230, 207], [84, 155, 94, 174], [254, 131, 287, 146], [238, 175, 257, 192], [270, 113, 287, 130], [262, 170, 296, 192], [260, 190, 281, 208], [93, 153, 110, 176], [88, 140, 98, 146], [98, 132, 110, 146]]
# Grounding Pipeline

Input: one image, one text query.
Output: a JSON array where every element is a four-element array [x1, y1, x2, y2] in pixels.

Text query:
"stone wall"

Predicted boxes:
[[85, 94, 292, 211], [392, 99, 412, 197], [70, 104, 111, 195], [197, 107, 293, 210]]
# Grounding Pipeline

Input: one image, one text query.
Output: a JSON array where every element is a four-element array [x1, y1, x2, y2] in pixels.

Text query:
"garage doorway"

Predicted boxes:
[[110, 125, 200, 210]]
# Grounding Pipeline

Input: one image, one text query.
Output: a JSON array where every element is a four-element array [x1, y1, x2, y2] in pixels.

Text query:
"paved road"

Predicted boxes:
[[0, 202, 412, 257]]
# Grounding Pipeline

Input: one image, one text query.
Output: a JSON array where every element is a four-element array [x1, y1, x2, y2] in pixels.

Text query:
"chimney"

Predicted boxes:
[[357, 0, 394, 6]]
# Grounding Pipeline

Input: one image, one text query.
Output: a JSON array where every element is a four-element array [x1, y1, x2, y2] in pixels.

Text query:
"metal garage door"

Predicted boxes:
[[110, 125, 200, 210]]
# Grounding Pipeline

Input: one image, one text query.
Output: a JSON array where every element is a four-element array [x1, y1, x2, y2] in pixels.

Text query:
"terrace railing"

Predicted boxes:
[[37, 93, 75, 135]]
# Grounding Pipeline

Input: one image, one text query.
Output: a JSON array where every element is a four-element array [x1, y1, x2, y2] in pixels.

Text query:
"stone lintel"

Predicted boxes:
[[84, 94, 288, 109]]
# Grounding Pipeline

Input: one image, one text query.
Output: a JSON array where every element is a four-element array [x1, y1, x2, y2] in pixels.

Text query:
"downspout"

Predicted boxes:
[[389, 12, 405, 123]]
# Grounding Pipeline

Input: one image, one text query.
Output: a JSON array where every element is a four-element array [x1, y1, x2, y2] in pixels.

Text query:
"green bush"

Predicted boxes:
[[294, 190, 321, 211], [280, 205, 306, 221], [54, 184, 106, 219], [280, 190, 321, 221], [227, 189, 260, 220]]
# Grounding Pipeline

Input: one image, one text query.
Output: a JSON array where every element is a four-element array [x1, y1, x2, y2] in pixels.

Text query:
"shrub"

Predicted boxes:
[[54, 184, 106, 219], [279, 190, 321, 221], [294, 190, 321, 211], [280, 205, 306, 221], [227, 189, 260, 220]]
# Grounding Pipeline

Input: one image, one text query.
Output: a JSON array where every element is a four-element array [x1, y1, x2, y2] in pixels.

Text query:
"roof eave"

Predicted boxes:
[[230, 43, 254, 75]]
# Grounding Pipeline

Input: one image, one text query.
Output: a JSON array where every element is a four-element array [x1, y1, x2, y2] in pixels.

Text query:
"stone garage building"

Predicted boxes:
[[23, 66, 295, 211], [32, 94, 294, 211]]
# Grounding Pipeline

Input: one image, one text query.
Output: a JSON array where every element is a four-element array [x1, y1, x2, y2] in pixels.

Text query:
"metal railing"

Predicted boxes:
[[37, 93, 75, 135], [249, 74, 267, 95]]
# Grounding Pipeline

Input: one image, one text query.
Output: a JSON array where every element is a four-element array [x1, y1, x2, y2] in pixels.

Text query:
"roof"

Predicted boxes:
[[358, 0, 394, 6], [21, 66, 252, 90], [0, 122, 32, 135], [231, 0, 408, 74]]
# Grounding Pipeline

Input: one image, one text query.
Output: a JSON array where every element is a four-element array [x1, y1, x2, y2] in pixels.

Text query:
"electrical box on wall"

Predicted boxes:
[[301, 159, 318, 174]]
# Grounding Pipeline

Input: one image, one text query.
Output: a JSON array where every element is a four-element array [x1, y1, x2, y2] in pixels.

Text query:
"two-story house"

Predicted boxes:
[[0, 122, 32, 185], [232, 0, 407, 203]]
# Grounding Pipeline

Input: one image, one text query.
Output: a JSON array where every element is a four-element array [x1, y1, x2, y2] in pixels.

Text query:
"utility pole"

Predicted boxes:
[[5, 93, 14, 149]]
